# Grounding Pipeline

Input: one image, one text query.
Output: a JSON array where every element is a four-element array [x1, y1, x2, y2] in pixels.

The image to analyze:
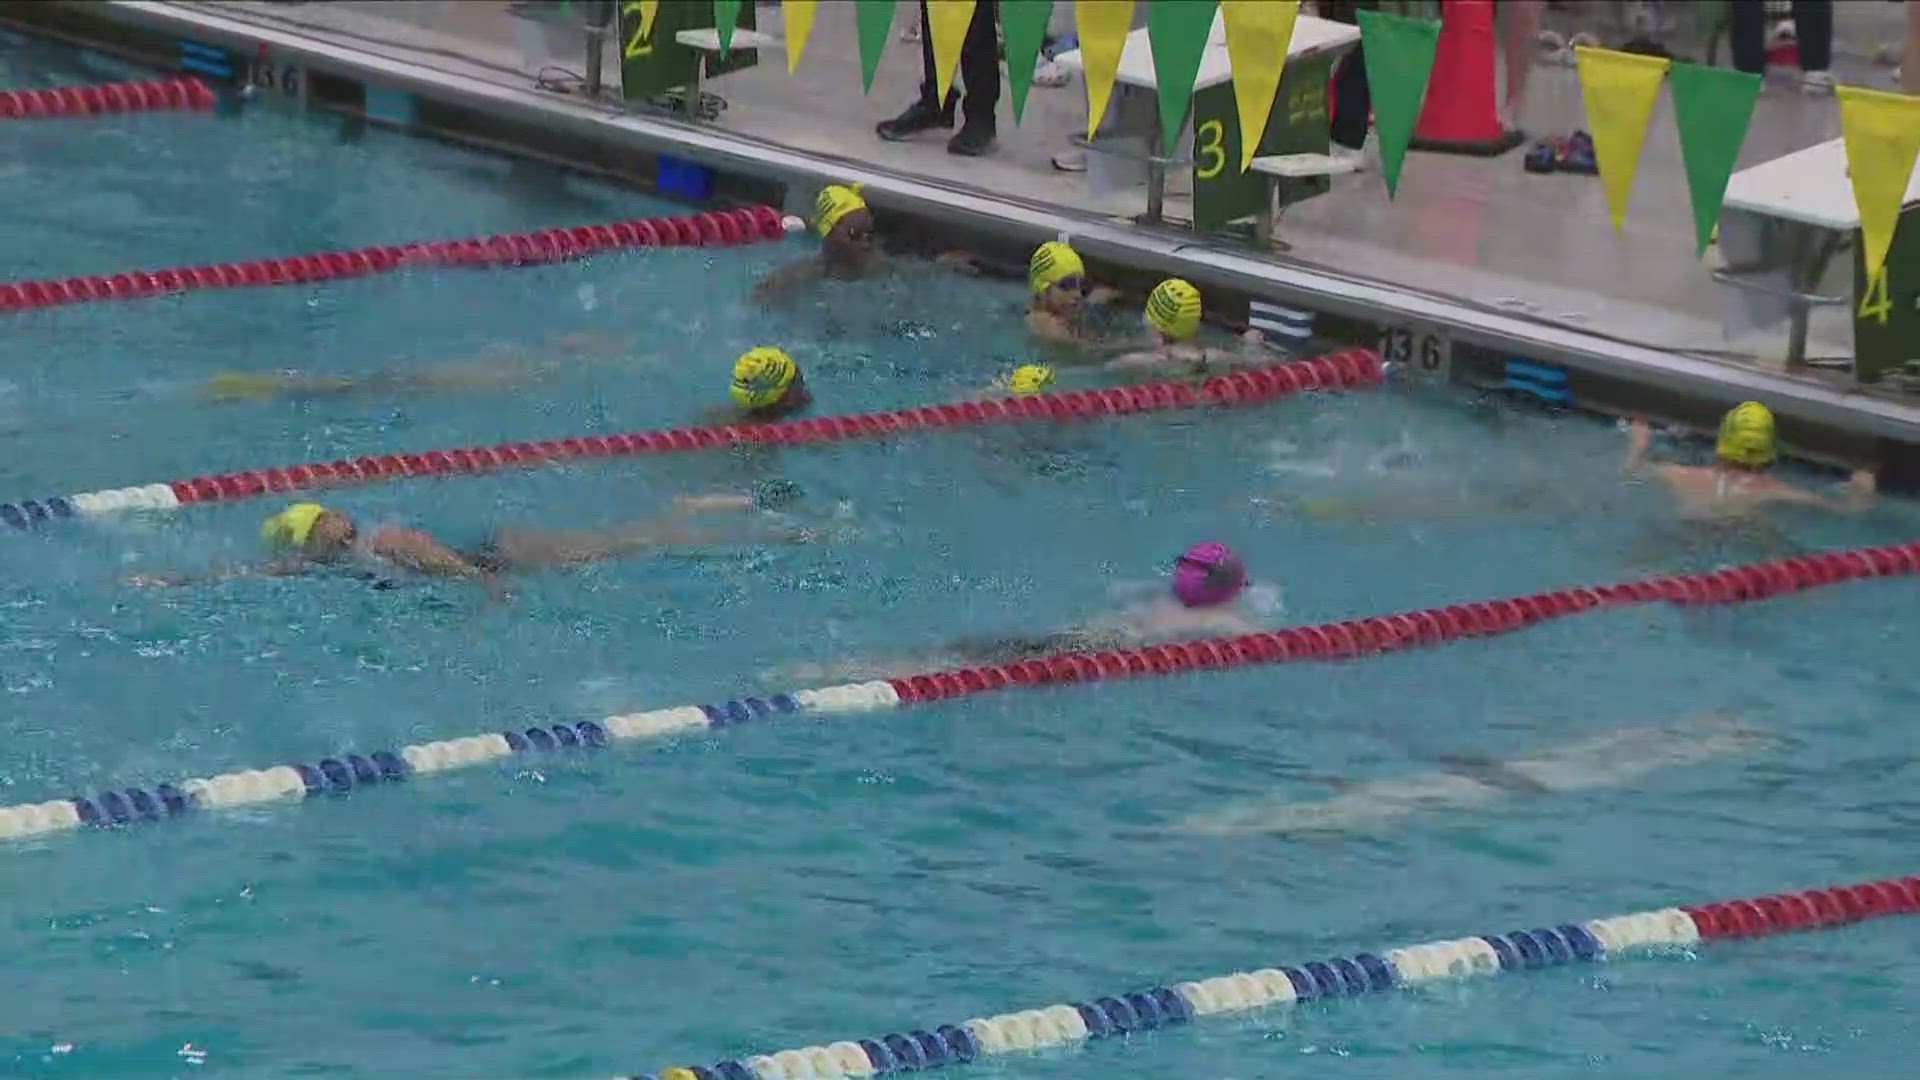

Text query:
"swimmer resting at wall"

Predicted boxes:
[[123, 487, 812, 591], [204, 331, 635, 403], [752, 183, 976, 301], [1624, 401, 1874, 520], [1023, 241, 1125, 348], [769, 542, 1269, 684], [1082, 279, 1270, 378]]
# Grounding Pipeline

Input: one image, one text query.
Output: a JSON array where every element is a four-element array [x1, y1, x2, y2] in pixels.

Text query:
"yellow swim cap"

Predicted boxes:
[[731, 346, 799, 410], [209, 372, 287, 401], [1716, 400, 1776, 466], [1028, 240, 1086, 295], [813, 183, 867, 238], [657, 1069, 700, 1080], [1146, 278, 1202, 340], [262, 502, 328, 547], [1008, 364, 1055, 396]]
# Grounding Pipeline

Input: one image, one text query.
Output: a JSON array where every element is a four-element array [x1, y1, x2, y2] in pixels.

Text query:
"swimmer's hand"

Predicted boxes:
[[672, 493, 757, 514], [1086, 285, 1122, 306], [1844, 469, 1876, 510], [1623, 418, 1654, 472], [934, 250, 980, 274], [122, 571, 190, 588]]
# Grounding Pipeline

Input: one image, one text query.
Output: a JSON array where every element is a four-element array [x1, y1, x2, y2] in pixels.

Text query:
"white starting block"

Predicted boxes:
[[1249, 153, 1359, 251], [671, 27, 781, 119]]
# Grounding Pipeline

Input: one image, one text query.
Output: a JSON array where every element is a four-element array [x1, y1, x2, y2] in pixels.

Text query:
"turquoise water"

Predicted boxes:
[[3, 36, 1919, 1080]]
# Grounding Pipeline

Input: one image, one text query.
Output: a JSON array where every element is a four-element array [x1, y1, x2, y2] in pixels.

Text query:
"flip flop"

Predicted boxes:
[[1558, 131, 1598, 175], [1524, 138, 1558, 173]]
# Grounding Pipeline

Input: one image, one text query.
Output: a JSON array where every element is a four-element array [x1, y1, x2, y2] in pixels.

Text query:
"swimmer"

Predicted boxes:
[[1624, 402, 1874, 521], [1025, 240, 1122, 347], [975, 363, 1055, 399], [206, 332, 632, 403], [1100, 279, 1268, 377], [124, 492, 810, 591], [768, 541, 1268, 684], [753, 184, 978, 301], [710, 346, 813, 424]]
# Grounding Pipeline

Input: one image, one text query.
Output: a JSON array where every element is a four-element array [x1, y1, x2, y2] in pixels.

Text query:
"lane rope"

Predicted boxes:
[[627, 873, 1920, 1080], [0, 350, 1383, 528], [0, 76, 214, 119], [0, 205, 798, 315], [0, 536, 1910, 843]]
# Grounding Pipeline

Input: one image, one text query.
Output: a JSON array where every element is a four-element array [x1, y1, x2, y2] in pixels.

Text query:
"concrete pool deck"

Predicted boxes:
[[13, 0, 1920, 452]]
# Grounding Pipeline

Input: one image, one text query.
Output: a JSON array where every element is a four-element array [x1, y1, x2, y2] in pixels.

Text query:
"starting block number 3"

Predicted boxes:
[[1379, 324, 1451, 381]]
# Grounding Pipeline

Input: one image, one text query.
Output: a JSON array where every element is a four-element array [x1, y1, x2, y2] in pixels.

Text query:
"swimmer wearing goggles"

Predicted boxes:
[[124, 490, 814, 591], [765, 542, 1265, 684], [717, 345, 813, 422], [1025, 241, 1122, 347], [754, 182, 978, 301], [1623, 401, 1874, 521]]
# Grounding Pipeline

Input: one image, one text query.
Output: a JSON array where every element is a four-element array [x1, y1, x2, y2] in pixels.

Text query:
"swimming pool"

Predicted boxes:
[[3, 35, 1918, 1080]]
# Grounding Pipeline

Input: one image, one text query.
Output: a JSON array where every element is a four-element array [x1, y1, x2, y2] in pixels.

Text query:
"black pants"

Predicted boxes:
[[917, 0, 1000, 123], [1730, 0, 1831, 73], [1323, 0, 1375, 151]]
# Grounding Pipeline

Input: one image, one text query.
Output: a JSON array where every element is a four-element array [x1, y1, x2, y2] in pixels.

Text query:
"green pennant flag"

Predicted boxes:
[[1000, 0, 1052, 122], [1148, 0, 1216, 155], [714, 0, 741, 56], [1668, 61, 1761, 256], [1355, 10, 1440, 199], [856, 0, 897, 91]]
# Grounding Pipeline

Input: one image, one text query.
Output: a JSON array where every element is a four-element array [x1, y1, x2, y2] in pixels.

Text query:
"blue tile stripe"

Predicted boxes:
[[1502, 357, 1569, 403], [628, 902, 1754, 1079], [0, 683, 876, 841]]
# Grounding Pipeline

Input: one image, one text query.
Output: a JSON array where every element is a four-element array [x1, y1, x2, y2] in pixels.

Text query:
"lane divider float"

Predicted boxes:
[[0, 76, 214, 119], [0, 351, 1382, 528], [0, 205, 798, 315], [627, 873, 1920, 1080], [0, 536, 1910, 844]]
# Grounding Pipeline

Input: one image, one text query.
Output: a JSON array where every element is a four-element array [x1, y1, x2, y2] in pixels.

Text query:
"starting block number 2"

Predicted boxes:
[[1378, 324, 1451, 382]]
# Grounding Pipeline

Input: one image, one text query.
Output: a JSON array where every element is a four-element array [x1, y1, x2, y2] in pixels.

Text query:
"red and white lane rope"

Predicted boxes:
[[0, 205, 798, 313], [0, 76, 215, 119]]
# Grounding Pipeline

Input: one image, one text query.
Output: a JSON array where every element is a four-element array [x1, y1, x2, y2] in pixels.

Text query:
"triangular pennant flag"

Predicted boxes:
[[1147, 0, 1216, 155], [1355, 10, 1439, 198], [1076, 0, 1135, 141], [927, 1, 979, 109], [1001, 0, 1053, 122], [855, 0, 896, 92], [783, 0, 818, 73], [1667, 62, 1761, 256], [1574, 46, 1671, 231], [1836, 85, 1920, 288], [1220, 0, 1297, 172], [636, 0, 660, 42], [713, 0, 741, 56]]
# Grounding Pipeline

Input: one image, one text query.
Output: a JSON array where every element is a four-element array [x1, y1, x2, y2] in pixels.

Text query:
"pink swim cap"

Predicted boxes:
[[1172, 541, 1247, 608]]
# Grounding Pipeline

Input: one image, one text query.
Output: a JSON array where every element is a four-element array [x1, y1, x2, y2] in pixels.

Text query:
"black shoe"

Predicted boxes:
[[876, 100, 953, 142], [947, 118, 996, 156]]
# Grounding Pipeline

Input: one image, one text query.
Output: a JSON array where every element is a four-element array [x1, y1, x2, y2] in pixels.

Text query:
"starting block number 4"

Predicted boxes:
[[1378, 324, 1451, 382]]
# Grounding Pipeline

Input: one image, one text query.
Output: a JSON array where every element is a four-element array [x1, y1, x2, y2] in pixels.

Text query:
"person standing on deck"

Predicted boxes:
[[876, 0, 1000, 156]]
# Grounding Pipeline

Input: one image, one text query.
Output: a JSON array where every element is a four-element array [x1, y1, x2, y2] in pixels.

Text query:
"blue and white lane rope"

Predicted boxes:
[[626, 874, 1920, 1080], [0, 682, 897, 840]]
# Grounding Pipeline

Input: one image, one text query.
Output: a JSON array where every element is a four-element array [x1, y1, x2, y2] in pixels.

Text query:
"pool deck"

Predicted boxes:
[[23, 0, 1920, 447]]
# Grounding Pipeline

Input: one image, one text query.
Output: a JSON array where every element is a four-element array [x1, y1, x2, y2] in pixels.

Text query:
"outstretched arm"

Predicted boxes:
[[1622, 419, 1655, 473]]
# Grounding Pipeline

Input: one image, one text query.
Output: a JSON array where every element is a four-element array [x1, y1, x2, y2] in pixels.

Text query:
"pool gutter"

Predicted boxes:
[[24, 0, 1920, 451]]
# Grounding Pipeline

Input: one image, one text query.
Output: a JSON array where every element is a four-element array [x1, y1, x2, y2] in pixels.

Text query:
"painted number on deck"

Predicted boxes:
[[250, 62, 299, 96], [1379, 325, 1450, 378], [621, 1, 656, 60], [1857, 268, 1892, 325]]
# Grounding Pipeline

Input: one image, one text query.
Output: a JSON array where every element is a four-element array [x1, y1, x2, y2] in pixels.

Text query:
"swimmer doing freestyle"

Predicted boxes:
[[770, 542, 1267, 684], [1624, 400, 1874, 520], [125, 491, 813, 591]]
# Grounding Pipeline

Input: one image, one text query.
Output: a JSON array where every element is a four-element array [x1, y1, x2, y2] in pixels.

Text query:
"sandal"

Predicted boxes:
[[1524, 138, 1559, 173], [1558, 131, 1598, 175]]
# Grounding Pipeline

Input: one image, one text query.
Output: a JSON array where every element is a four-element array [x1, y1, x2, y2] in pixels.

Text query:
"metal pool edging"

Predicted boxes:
[[45, 0, 1920, 448]]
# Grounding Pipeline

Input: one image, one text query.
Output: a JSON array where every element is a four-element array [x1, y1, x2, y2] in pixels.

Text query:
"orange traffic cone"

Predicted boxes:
[[1411, 0, 1523, 156]]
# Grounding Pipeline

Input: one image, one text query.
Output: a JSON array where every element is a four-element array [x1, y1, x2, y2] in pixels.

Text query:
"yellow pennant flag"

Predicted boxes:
[[1836, 85, 1920, 288], [1076, 0, 1136, 141], [1221, 0, 1297, 173], [927, 0, 978, 108], [636, 0, 660, 42], [782, 0, 819, 73], [1574, 46, 1671, 232]]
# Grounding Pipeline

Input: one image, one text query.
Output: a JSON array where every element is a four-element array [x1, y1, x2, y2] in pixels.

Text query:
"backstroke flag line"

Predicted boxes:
[[783, 0, 818, 73], [1076, 0, 1137, 141], [1220, 0, 1298, 172], [1575, 46, 1671, 232], [1000, 0, 1054, 122], [1666, 62, 1761, 257], [1835, 85, 1920, 288], [1355, 10, 1441, 198], [927, 0, 980, 108]]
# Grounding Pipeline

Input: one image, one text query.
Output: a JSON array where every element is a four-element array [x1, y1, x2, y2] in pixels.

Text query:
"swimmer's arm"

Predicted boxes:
[[752, 258, 825, 301], [122, 557, 311, 588], [1622, 419, 1655, 472]]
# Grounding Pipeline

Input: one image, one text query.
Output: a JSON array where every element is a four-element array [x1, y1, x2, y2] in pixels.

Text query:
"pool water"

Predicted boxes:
[[3, 36, 1918, 1080]]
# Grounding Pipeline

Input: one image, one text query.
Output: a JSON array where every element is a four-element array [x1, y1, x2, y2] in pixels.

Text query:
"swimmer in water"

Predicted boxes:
[[1624, 401, 1874, 521], [1100, 279, 1268, 378], [205, 331, 632, 403], [707, 346, 813, 424], [770, 541, 1267, 684], [124, 491, 811, 590], [974, 362, 1055, 399], [753, 184, 979, 301], [1025, 241, 1122, 347]]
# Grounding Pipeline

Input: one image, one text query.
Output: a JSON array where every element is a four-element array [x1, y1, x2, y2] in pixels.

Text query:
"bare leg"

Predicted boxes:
[[1500, 0, 1542, 130], [487, 519, 811, 569]]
